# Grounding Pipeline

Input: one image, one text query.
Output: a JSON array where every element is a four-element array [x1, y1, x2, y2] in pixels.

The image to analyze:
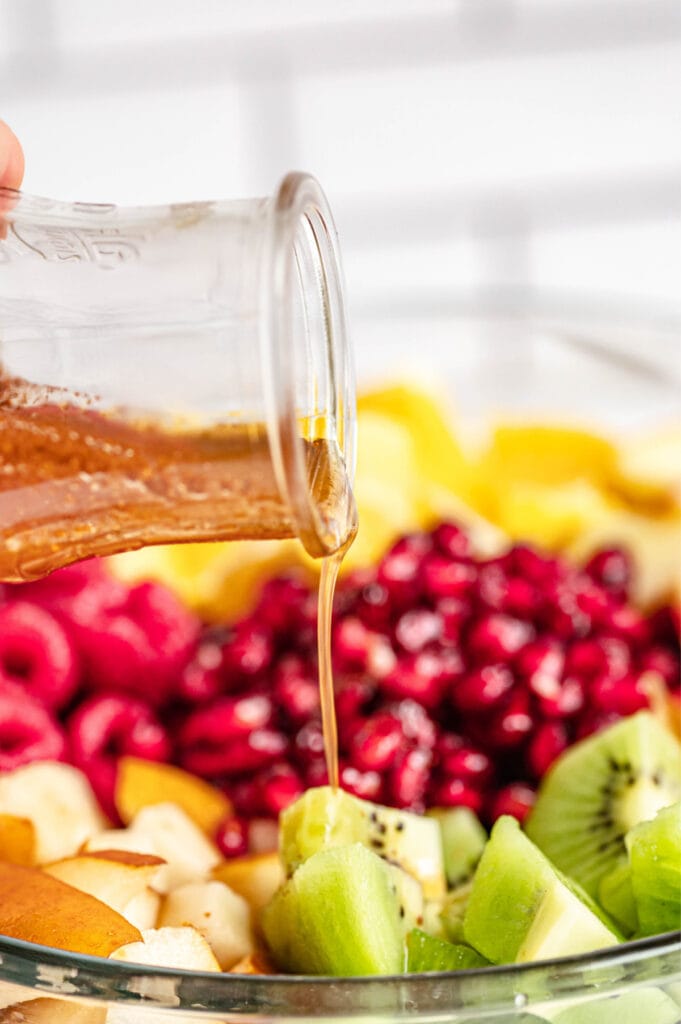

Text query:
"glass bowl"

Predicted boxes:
[[0, 931, 679, 1022], [0, 305, 679, 1023]]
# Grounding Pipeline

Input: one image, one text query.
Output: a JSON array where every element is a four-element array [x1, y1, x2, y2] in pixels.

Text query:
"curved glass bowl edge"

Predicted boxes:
[[0, 931, 679, 1017]]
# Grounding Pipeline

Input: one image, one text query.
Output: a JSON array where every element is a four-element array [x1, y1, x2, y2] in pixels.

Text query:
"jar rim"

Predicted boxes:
[[261, 171, 357, 559]]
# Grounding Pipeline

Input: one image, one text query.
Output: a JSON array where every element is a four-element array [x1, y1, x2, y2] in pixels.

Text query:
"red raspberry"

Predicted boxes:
[[0, 601, 80, 710], [67, 693, 171, 819], [0, 679, 67, 770]]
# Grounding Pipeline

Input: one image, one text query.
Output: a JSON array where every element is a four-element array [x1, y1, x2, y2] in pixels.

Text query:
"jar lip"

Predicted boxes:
[[261, 171, 356, 559], [0, 931, 677, 1014]]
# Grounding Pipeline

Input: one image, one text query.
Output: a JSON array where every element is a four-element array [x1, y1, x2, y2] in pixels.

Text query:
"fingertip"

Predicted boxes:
[[0, 120, 25, 190]]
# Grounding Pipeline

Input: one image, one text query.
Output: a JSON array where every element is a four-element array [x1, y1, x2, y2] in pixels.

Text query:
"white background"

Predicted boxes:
[[1, 0, 680, 389]]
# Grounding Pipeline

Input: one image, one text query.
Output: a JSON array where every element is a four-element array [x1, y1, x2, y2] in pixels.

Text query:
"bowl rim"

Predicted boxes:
[[0, 930, 679, 1016]]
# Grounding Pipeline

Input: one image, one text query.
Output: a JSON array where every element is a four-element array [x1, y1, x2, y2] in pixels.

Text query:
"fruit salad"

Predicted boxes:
[[0, 386, 679, 1021]]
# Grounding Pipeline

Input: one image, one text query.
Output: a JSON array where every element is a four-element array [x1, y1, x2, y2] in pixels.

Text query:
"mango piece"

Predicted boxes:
[[0, 814, 35, 867], [492, 479, 615, 549], [115, 757, 232, 836], [479, 423, 617, 488]]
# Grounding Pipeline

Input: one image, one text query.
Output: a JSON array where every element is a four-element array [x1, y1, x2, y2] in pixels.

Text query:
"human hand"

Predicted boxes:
[[0, 120, 25, 189]]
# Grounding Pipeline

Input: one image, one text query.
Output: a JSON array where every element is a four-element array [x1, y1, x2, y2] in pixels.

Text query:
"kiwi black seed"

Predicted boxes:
[[525, 711, 681, 898]]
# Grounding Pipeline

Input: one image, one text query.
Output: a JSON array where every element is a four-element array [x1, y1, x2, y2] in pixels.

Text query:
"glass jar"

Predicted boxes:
[[0, 173, 356, 581]]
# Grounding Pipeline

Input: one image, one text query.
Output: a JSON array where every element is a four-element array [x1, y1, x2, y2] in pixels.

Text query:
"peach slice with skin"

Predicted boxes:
[[0, 995, 107, 1022], [84, 802, 222, 893], [115, 757, 232, 836], [0, 814, 35, 867], [213, 851, 285, 913], [43, 850, 164, 929], [0, 862, 141, 956]]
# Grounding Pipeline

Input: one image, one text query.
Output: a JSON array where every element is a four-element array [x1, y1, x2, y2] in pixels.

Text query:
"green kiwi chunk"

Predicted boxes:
[[280, 785, 445, 898], [463, 816, 621, 964], [526, 712, 681, 898], [262, 843, 404, 976], [626, 801, 681, 936], [597, 862, 638, 935], [406, 928, 489, 972], [552, 987, 680, 1024], [441, 880, 473, 943], [428, 807, 487, 888]]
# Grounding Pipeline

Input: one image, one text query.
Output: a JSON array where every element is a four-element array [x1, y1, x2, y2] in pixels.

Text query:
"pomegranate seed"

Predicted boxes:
[[467, 613, 534, 663], [576, 710, 623, 740], [436, 732, 465, 757], [436, 596, 472, 644], [349, 712, 405, 772], [422, 555, 477, 600], [590, 673, 650, 716], [389, 747, 432, 809], [381, 651, 451, 708], [517, 639, 564, 686], [502, 577, 539, 618], [294, 720, 326, 762], [544, 585, 591, 640], [432, 521, 471, 560], [391, 699, 437, 748], [305, 759, 330, 787], [255, 576, 313, 634], [526, 721, 568, 778], [176, 648, 223, 704], [476, 561, 509, 611], [333, 617, 374, 670], [487, 690, 535, 748], [0, 601, 80, 711], [227, 778, 262, 815], [181, 728, 288, 778], [639, 646, 680, 688], [180, 694, 273, 748], [335, 675, 377, 720], [0, 679, 67, 770], [377, 544, 423, 606], [215, 816, 249, 858], [440, 745, 494, 787], [584, 547, 632, 598], [394, 608, 443, 652], [274, 664, 320, 723], [429, 777, 484, 815], [488, 783, 536, 824], [257, 763, 304, 815], [605, 606, 651, 649], [452, 664, 514, 714], [509, 544, 563, 584], [354, 581, 391, 630], [536, 675, 585, 719], [222, 620, 273, 679], [340, 764, 383, 800]]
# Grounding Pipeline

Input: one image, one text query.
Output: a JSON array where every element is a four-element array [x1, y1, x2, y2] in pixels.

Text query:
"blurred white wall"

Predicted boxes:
[[1, 0, 680, 354]]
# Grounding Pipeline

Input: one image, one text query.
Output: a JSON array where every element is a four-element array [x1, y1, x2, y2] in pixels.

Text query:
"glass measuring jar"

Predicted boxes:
[[0, 172, 356, 582]]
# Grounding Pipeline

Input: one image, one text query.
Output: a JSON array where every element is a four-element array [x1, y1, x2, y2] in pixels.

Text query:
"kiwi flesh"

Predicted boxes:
[[526, 712, 681, 898], [441, 880, 473, 943], [406, 928, 489, 972], [626, 800, 681, 936], [261, 842, 404, 975], [280, 785, 445, 898], [427, 807, 487, 888], [463, 816, 621, 964], [597, 862, 638, 935]]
